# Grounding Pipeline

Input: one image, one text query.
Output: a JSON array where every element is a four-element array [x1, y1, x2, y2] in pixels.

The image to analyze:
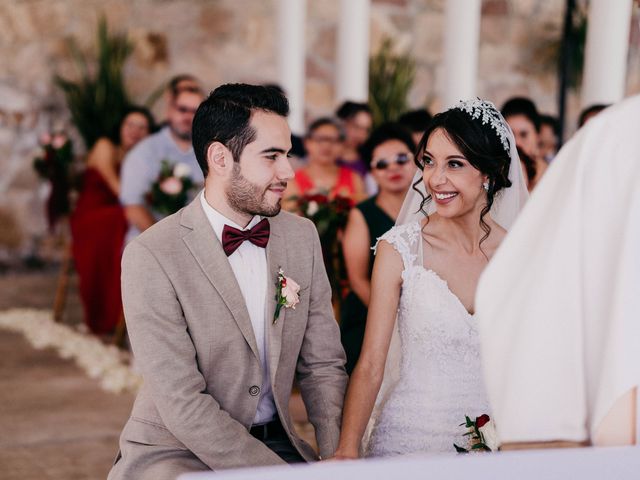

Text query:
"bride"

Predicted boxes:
[[332, 99, 527, 458]]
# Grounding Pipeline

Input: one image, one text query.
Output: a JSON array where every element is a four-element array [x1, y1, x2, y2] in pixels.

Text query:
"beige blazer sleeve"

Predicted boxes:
[[295, 221, 348, 459], [121, 240, 283, 469]]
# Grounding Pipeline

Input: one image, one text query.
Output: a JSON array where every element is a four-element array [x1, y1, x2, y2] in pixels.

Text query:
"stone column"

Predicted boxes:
[[581, 0, 633, 107], [277, 0, 307, 135], [442, 0, 481, 108], [582, 0, 633, 107], [336, 0, 371, 103]]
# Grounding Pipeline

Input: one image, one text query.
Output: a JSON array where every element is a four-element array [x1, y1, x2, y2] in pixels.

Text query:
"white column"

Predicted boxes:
[[277, 0, 307, 135], [336, 0, 371, 103], [581, 0, 633, 107], [442, 0, 481, 108]]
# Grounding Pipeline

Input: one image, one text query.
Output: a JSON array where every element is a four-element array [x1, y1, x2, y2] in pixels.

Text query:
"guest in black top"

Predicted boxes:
[[340, 123, 417, 374]]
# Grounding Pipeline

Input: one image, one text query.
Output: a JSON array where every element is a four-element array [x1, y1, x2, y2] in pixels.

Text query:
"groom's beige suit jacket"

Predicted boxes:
[[108, 198, 348, 479]]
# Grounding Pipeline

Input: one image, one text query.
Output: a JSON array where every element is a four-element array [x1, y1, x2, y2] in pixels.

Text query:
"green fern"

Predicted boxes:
[[55, 16, 133, 150], [368, 38, 416, 127]]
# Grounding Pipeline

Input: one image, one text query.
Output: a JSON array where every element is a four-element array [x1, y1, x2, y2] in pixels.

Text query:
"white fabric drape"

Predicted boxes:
[[476, 95, 640, 444]]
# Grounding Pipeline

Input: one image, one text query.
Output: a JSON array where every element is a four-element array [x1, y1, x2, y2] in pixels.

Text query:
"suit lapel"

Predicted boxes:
[[265, 218, 287, 385], [180, 200, 260, 362]]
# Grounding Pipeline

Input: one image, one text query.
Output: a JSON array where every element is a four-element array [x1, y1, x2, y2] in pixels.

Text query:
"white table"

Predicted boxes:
[[180, 446, 640, 480]]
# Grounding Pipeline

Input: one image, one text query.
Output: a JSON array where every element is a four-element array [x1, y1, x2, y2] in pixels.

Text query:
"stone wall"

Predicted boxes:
[[1, 0, 639, 258]]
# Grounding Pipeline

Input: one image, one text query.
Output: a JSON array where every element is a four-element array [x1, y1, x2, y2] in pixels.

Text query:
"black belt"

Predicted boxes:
[[250, 418, 287, 440]]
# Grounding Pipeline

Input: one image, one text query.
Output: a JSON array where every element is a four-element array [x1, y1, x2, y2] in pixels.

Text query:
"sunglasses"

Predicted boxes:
[[371, 152, 413, 170]]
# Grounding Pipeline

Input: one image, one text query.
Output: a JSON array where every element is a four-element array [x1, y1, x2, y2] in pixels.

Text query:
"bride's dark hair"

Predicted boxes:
[[413, 107, 512, 246]]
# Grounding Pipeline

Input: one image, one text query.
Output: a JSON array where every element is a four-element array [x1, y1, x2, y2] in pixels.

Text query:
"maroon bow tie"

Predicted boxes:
[[221, 218, 270, 256]]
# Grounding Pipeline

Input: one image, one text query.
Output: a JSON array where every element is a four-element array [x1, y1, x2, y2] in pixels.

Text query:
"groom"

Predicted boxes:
[[108, 84, 348, 479]]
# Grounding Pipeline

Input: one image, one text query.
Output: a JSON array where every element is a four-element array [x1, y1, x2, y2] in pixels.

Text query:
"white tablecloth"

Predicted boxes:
[[179, 446, 640, 480]]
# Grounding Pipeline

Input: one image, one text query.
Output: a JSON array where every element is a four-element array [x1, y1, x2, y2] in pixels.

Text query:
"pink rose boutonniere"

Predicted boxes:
[[273, 268, 300, 324]]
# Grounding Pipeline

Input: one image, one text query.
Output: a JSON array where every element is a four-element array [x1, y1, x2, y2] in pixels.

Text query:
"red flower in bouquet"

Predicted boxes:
[[145, 160, 195, 216], [294, 191, 354, 302]]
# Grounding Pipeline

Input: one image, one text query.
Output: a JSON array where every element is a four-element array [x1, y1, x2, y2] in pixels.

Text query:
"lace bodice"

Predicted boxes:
[[366, 221, 491, 456]]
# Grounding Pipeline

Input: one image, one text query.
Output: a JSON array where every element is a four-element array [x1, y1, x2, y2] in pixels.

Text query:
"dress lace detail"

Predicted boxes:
[[367, 221, 491, 457]]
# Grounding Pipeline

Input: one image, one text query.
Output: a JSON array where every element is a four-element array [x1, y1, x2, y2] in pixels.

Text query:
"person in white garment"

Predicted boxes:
[[476, 95, 640, 449], [333, 99, 528, 459]]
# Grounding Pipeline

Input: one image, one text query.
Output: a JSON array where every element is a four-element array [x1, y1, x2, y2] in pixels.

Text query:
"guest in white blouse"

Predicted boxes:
[[476, 95, 640, 449]]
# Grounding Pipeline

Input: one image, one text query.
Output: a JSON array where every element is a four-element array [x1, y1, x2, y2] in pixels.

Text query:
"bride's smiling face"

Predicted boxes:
[[419, 128, 488, 218]]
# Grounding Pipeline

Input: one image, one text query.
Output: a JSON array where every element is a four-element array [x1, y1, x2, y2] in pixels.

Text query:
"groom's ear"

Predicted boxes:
[[206, 142, 232, 176]]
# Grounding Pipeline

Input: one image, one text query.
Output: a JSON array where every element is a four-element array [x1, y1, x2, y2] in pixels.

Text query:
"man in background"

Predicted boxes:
[[120, 82, 205, 242]]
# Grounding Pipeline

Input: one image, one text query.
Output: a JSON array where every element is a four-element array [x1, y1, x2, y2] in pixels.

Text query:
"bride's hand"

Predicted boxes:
[[326, 448, 359, 461]]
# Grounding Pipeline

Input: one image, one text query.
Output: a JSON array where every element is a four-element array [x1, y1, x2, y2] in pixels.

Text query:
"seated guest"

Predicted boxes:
[[578, 103, 610, 128], [336, 101, 373, 178], [538, 114, 560, 163], [340, 123, 416, 374], [398, 108, 432, 145], [120, 85, 205, 242], [70, 106, 155, 335], [284, 117, 365, 211], [502, 97, 548, 190], [517, 147, 536, 191], [158, 74, 203, 127]]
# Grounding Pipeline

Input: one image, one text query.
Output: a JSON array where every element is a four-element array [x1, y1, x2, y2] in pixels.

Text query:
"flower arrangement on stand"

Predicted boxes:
[[294, 192, 353, 316], [145, 160, 195, 215], [33, 132, 77, 231], [453, 414, 499, 453]]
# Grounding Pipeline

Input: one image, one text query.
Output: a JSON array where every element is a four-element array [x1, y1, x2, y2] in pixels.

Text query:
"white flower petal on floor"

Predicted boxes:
[[0, 308, 142, 394]]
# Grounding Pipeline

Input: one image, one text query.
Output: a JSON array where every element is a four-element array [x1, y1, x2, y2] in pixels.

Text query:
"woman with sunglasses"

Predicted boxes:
[[340, 123, 416, 374]]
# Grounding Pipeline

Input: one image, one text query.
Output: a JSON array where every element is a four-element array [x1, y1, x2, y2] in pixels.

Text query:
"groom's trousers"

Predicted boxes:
[[250, 418, 305, 464]]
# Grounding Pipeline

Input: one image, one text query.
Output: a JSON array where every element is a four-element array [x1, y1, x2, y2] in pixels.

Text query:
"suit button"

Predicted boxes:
[[249, 385, 260, 396]]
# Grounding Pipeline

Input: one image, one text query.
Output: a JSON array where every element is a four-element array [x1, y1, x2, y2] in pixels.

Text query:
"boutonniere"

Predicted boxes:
[[273, 268, 300, 324]]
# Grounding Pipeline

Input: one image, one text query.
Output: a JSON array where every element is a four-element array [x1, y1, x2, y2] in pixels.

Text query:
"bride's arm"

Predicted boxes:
[[332, 240, 403, 460]]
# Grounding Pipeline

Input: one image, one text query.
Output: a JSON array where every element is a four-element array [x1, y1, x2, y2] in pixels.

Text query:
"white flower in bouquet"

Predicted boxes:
[[306, 201, 319, 216], [160, 176, 183, 195], [173, 162, 191, 178], [478, 419, 499, 451]]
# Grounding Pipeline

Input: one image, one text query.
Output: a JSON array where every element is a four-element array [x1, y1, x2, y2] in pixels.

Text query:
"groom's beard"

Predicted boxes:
[[226, 164, 285, 218]]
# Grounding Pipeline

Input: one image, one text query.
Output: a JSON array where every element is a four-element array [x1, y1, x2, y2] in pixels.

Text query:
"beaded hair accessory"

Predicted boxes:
[[453, 98, 511, 154]]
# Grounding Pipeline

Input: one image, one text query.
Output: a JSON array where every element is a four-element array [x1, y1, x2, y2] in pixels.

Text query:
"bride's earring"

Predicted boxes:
[[482, 182, 489, 192]]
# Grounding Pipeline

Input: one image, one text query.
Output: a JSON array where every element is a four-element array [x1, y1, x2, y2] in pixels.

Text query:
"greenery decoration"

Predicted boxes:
[[55, 16, 133, 150], [368, 37, 416, 127]]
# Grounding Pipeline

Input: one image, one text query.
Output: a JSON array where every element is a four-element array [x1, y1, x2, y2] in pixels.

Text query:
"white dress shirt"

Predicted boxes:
[[200, 191, 277, 425]]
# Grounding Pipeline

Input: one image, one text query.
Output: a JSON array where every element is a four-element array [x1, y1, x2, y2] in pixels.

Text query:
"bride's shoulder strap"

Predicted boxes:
[[373, 221, 421, 269]]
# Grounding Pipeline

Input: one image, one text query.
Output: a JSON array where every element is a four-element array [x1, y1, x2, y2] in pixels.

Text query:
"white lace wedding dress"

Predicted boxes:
[[365, 221, 491, 457]]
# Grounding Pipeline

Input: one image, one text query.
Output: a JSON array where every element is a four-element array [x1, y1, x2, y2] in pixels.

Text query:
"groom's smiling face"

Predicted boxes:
[[225, 110, 294, 218]]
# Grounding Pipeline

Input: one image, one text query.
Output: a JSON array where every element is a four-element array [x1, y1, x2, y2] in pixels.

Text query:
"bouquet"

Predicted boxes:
[[296, 193, 352, 238], [33, 132, 75, 230], [294, 192, 353, 305], [453, 414, 499, 453], [145, 160, 194, 216]]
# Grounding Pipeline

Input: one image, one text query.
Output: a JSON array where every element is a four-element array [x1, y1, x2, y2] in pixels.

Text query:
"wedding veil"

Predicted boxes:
[[362, 99, 529, 452]]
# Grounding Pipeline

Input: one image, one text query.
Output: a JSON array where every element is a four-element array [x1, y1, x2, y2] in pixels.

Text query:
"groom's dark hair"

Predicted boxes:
[[192, 83, 290, 176]]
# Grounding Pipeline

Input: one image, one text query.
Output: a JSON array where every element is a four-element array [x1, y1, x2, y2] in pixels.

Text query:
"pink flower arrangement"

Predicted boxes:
[[145, 160, 195, 215]]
